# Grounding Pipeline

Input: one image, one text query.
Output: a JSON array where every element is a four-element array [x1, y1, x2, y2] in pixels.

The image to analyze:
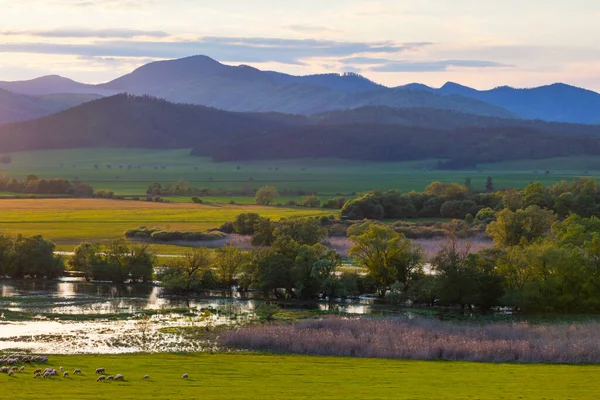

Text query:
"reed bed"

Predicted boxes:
[[221, 317, 600, 363]]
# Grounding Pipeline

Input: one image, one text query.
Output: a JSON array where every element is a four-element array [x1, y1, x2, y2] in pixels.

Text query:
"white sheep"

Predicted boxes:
[[33, 368, 42, 374], [8, 370, 14, 377], [19, 366, 25, 372], [181, 373, 189, 379], [59, 366, 64, 373], [107, 375, 114, 380], [96, 368, 105, 374], [34, 372, 41, 379], [97, 375, 106, 382], [143, 374, 150, 380], [63, 371, 69, 378], [115, 374, 124, 381], [43, 371, 52, 379], [74, 369, 82, 375]]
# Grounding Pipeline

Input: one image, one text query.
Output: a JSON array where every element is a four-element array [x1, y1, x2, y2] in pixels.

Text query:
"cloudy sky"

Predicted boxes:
[[0, 0, 599, 90]]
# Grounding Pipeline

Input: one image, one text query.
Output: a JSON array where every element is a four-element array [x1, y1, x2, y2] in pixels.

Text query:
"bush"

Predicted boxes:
[[233, 213, 262, 235], [301, 195, 321, 208], [323, 197, 347, 209], [191, 196, 203, 204], [125, 227, 226, 242], [219, 221, 235, 234]]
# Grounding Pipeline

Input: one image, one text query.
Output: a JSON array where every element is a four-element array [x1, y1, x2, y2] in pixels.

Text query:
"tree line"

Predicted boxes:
[[0, 174, 94, 196], [341, 178, 600, 220]]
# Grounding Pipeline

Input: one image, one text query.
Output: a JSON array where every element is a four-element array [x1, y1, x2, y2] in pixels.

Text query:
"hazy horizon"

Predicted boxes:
[[0, 1, 599, 91]]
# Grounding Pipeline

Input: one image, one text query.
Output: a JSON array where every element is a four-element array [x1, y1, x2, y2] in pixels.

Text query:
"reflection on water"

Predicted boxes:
[[0, 278, 411, 354], [0, 278, 399, 316]]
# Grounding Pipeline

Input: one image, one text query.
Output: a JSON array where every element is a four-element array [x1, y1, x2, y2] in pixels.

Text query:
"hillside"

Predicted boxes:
[[2, 94, 600, 166], [0, 88, 101, 125], [0, 94, 294, 152], [311, 106, 600, 135]]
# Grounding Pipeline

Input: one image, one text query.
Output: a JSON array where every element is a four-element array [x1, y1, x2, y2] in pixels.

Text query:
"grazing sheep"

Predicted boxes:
[[181, 373, 189, 379], [1, 366, 8, 373], [34, 372, 41, 379], [74, 369, 81, 375], [33, 369, 42, 374], [8, 370, 14, 377], [43, 372, 52, 379], [115, 374, 124, 381], [95, 368, 105, 374], [107, 375, 114, 380], [143, 374, 150, 380], [59, 366, 63, 373], [97, 375, 106, 382], [63, 371, 69, 378], [19, 366, 25, 372]]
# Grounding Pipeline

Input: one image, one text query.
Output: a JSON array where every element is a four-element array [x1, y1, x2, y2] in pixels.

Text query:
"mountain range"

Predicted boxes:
[[1, 55, 600, 124], [2, 94, 600, 166]]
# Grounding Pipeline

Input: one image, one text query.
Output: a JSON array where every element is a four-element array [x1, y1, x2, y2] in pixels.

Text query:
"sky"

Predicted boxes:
[[0, 0, 599, 91]]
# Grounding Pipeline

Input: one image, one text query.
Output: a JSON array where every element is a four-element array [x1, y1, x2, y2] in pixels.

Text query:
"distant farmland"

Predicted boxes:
[[1, 148, 599, 196]]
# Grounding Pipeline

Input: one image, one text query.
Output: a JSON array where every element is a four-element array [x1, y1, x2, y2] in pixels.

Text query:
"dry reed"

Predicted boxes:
[[221, 317, 600, 363]]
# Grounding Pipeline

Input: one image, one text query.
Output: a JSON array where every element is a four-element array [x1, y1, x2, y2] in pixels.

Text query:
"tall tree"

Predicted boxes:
[[255, 186, 278, 205], [349, 225, 423, 296]]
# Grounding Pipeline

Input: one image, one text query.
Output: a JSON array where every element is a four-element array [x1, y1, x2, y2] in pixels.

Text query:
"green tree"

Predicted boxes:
[[127, 244, 155, 283], [0, 233, 14, 276], [215, 245, 247, 288], [69, 242, 101, 281], [274, 218, 327, 246], [349, 225, 423, 296], [255, 186, 278, 205], [160, 248, 213, 293], [301, 195, 321, 208], [486, 206, 556, 247], [292, 244, 341, 299], [250, 217, 276, 246], [233, 213, 262, 234], [11, 235, 64, 279]]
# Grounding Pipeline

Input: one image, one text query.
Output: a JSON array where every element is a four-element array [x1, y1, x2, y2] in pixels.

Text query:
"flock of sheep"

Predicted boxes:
[[2, 365, 190, 382], [1, 354, 190, 382]]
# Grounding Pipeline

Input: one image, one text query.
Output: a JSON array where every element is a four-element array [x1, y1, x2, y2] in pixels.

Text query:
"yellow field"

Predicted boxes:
[[0, 199, 332, 244]]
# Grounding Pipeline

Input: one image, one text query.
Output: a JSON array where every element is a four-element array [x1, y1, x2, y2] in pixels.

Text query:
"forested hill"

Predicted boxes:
[[0, 88, 101, 125], [2, 94, 600, 165], [311, 106, 600, 135], [0, 94, 297, 152]]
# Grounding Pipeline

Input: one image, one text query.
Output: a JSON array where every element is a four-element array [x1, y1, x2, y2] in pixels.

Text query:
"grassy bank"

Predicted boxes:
[[1, 353, 599, 399]]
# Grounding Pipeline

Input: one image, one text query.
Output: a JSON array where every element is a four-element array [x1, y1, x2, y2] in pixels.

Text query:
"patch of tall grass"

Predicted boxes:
[[221, 317, 600, 363]]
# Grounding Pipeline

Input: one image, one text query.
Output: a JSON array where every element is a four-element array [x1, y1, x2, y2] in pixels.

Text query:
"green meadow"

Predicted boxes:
[[0, 199, 331, 244], [1, 353, 598, 400], [2, 148, 600, 195]]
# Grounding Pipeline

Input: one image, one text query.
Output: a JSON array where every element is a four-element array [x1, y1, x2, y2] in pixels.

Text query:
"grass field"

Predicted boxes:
[[1, 353, 599, 399], [0, 199, 331, 244], [2, 148, 600, 196]]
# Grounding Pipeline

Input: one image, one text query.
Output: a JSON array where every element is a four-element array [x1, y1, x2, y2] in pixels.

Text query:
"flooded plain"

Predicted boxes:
[[0, 278, 406, 354]]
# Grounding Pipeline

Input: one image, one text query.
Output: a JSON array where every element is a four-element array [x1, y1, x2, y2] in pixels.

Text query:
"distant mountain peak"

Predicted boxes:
[[441, 81, 472, 90]]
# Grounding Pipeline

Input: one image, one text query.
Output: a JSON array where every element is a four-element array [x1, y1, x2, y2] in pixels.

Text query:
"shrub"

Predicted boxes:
[[301, 195, 321, 208]]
